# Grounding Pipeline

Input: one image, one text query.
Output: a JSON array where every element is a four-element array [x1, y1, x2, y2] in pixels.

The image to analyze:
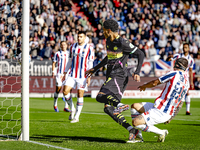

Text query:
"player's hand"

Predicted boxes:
[[61, 74, 65, 82], [85, 68, 94, 77], [86, 77, 91, 86], [138, 85, 146, 91], [52, 72, 55, 78], [132, 73, 140, 82]]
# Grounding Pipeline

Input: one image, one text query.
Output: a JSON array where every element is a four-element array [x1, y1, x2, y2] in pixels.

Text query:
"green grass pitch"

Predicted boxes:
[[0, 97, 200, 150]]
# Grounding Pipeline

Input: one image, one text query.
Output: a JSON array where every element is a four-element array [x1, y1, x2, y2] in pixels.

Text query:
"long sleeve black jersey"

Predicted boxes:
[[93, 35, 144, 77]]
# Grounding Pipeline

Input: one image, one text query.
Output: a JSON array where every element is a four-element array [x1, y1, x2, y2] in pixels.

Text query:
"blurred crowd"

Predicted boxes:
[[0, 0, 200, 80]]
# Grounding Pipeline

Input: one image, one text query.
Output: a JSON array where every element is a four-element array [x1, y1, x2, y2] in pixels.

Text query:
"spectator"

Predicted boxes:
[[43, 42, 52, 60], [30, 43, 38, 59], [0, 42, 8, 59], [172, 36, 180, 53], [158, 35, 167, 48]]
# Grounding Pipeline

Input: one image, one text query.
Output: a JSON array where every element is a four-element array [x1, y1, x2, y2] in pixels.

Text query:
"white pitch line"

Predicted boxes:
[[30, 111, 200, 122], [28, 141, 73, 150]]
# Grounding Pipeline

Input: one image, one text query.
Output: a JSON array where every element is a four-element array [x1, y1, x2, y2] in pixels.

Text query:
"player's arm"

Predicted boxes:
[[131, 49, 145, 82], [85, 56, 108, 77], [52, 53, 58, 78], [122, 39, 145, 82], [52, 61, 56, 78], [189, 68, 194, 89], [138, 79, 161, 91], [138, 71, 177, 91]]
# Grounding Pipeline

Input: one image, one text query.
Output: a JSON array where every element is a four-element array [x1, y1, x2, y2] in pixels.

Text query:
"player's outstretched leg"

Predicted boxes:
[[135, 124, 168, 142], [96, 91, 129, 114], [104, 104, 138, 142]]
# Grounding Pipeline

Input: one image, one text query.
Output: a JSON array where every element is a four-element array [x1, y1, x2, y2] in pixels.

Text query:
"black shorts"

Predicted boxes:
[[99, 75, 128, 101]]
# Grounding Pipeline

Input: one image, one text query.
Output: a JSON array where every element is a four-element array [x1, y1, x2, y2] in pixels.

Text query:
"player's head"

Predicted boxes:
[[60, 41, 67, 51], [183, 43, 190, 54], [174, 58, 188, 71], [78, 31, 86, 45], [103, 19, 119, 39]]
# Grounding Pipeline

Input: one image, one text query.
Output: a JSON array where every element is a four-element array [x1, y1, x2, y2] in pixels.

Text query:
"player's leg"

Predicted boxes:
[[63, 85, 76, 120], [132, 108, 170, 142], [185, 92, 191, 115], [130, 102, 147, 142], [63, 89, 72, 112], [96, 87, 129, 114], [54, 75, 63, 112], [71, 89, 84, 123], [63, 77, 76, 120], [53, 86, 62, 112], [104, 104, 138, 140]]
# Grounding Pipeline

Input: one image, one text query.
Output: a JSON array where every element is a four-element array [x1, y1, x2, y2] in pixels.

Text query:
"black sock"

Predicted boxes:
[[104, 105, 132, 130]]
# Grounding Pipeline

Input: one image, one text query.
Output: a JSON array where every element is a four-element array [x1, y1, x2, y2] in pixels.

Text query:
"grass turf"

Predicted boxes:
[[0, 97, 200, 150]]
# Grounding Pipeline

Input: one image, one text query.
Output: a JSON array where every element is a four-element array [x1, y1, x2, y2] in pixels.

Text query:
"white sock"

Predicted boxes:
[[64, 96, 69, 108], [185, 95, 190, 112], [131, 108, 142, 136], [54, 92, 59, 106], [135, 124, 163, 135], [65, 93, 75, 111], [74, 97, 83, 120]]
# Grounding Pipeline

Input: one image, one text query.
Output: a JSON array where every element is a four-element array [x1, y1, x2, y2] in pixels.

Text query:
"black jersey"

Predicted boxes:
[[106, 35, 138, 76], [93, 35, 144, 76]]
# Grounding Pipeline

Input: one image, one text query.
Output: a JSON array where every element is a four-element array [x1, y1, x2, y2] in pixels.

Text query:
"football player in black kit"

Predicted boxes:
[[86, 19, 144, 143]]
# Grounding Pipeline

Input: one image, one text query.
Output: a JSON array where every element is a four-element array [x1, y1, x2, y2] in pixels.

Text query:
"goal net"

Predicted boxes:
[[0, 0, 29, 141]]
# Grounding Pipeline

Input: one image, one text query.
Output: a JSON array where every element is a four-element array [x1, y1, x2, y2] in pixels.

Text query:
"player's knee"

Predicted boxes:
[[132, 118, 138, 127], [96, 93, 105, 103], [63, 90, 69, 96]]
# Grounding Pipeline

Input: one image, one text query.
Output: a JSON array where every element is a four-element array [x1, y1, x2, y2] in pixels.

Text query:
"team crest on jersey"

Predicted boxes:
[[107, 45, 109, 48], [114, 46, 118, 51]]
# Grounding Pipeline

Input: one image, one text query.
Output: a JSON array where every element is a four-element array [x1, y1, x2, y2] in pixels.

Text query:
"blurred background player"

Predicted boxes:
[[129, 58, 189, 143], [52, 41, 71, 112], [63, 31, 94, 123], [86, 19, 144, 142], [167, 43, 194, 115]]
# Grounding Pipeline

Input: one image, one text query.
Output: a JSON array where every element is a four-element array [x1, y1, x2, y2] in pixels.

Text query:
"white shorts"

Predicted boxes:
[[56, 74, 68, 87], [141, 102, 171, 126], [64, 76, 88, 91]]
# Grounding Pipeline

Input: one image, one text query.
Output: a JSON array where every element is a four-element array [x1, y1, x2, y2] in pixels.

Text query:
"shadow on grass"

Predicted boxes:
[[181, 124, 200, 126], [31, 135, 126, 143]]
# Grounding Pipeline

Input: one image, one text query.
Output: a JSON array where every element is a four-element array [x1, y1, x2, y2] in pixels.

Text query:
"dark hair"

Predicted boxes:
[[78, 31, 86, 35], [183, 42, 189, 47], [60, 41, 67, 45], [174, 58, 188, 71], [103, 19, 119, 32]]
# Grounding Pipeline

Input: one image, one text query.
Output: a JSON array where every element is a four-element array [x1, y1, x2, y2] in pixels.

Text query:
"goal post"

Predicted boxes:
[[21, 0, 30, 141]]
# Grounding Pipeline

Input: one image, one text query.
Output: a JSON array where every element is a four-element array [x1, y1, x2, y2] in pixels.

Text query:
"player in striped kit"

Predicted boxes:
[[168, 43, 194, 115], [63, 31, 94, 123], [52, 41, 71, 112], [128, 58, 189, 143]]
